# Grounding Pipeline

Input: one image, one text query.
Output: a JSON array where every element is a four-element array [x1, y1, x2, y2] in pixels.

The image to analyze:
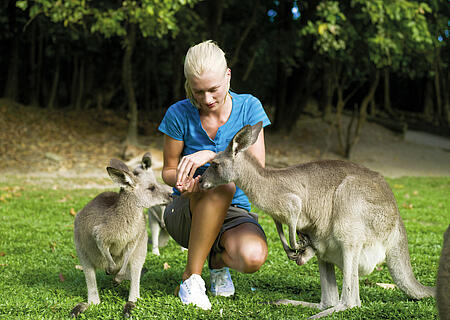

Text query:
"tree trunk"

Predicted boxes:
[[207, 0, 225, 41], [423, 78, 434, 121], [171, 38, 184, 101], [321, 66, 335, 122], [285, 67, 308, 132], [442, 65, 450, 126], [29, 21, 39, 107], [3, 37, 20, 100], [70, 55, 79, 108], [47, 46, 61, 109], [383, 68, 393, 115], [144, 50, 151, 111], [345, 70, 380, 159], [84, 59, 95, 109], [229, 0, 259, 68], [433, 46, 442, 125], [242, 49, 257, 82], [334, 81, 359, 156], [122, 23, 138, 145], [272, 62, 288, 132], [74, 58, 85, 110], [270, 0, 292, 132], [150, 48, 163, 111]]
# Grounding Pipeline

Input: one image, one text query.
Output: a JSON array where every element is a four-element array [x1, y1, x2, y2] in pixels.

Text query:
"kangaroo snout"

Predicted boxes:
[[198, 177, 214, 190]]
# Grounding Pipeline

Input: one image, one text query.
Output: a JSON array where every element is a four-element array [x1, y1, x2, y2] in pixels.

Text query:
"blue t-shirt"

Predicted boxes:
[[158, 91, 271, 211]]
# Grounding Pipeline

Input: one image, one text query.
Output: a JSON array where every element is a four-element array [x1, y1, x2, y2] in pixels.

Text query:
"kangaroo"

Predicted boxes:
[[437, 225, 450, 320], [199, 122, 435, 319], [148, 203, 171, 256], [71, 153, 171, 318]]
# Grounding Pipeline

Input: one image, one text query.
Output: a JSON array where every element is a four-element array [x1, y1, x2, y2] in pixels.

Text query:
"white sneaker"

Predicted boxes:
[[178, 274, 212, 310], [210, 267, 235, 297]]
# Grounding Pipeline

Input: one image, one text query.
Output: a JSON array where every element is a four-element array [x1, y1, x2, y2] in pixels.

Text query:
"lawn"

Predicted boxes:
[[0, 177, 447, 319]]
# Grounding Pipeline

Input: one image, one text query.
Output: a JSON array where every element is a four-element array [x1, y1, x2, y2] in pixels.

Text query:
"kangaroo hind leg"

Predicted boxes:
[[309, 245, 362, 319]]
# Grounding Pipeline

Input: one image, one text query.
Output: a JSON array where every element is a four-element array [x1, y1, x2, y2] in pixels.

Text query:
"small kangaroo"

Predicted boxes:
[[199, 122, 435, 319], [71, 153, 171, 318], [148, 204, 170, 256]]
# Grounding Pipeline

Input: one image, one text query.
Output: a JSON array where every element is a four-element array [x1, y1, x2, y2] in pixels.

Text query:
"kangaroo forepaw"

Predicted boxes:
[[70, 302, 89, 318], [106, 263, 118, 275], [123, 301, 136, 318]]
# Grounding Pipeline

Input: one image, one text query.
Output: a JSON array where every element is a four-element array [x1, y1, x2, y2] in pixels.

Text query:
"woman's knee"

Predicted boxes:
[[240, 240, 268, 273], [211, 183, 236, 200]]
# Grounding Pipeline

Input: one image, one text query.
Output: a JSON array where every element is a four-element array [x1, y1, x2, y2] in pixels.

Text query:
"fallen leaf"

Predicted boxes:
[[69, 208, 77, 216], [0, 264, 8, 267], [402, 203, 413, 209], [75, 265, 83, 271], [50, 242, 57, 252], [59, 273, 65, 282], [0, 252, 5, 256], [376, 283, 397, 290], [163, 262, 171, 270], [70, 252, 76, 259]]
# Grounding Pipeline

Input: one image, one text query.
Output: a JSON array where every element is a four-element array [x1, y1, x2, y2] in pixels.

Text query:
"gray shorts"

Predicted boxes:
[[163, 195, 266, 255]]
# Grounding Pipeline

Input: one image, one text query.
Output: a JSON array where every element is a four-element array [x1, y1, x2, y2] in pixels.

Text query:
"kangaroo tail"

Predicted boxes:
[[385, 218, 435, 299]]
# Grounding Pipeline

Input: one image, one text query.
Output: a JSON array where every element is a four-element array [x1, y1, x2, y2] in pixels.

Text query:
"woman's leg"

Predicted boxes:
[[210, 223, 268, 273], [182, 183, 236, 281]]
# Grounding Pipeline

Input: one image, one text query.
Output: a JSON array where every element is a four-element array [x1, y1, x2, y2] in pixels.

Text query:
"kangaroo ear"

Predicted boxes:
[[227, 121, 263, 156], [109, 158, 130, 172], [142, 152, 152, 170], [107, 167, 136, 188]]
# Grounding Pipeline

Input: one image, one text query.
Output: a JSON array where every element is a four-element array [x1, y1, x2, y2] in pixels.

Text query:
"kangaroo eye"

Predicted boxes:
[[211, 162, 219, 169], [148, 185, 156, 191]]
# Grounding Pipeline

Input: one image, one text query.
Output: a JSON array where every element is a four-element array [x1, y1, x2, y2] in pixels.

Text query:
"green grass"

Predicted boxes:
[[0, 177, 448, 319]]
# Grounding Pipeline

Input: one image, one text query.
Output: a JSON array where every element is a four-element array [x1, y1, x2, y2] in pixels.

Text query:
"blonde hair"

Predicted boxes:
[[184, 40, 229, 109]]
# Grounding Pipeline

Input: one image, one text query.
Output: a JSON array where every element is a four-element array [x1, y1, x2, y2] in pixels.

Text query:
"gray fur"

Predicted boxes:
[[200, 122, 435, 319], [437, 225, 450, 320], [71, 154, 171, 318]]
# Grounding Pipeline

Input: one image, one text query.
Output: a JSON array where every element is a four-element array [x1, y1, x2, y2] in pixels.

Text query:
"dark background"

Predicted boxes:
[[1, 0, 449, 159]]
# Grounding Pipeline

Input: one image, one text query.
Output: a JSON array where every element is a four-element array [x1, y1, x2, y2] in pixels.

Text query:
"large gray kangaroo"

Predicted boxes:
[[71, 153, 171, 318], [199, 122, 435, 319]]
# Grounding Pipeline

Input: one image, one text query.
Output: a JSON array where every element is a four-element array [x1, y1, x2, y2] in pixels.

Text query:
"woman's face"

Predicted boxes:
[[188, 68, 230, 112]]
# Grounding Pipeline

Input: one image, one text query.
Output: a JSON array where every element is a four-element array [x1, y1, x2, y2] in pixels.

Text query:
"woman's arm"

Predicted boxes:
[[161, 134, 216, 194], [161, 135, 184, 188], [248, 127, 266, 168]]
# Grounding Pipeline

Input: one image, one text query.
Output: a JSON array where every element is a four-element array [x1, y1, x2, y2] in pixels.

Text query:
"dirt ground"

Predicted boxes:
[[1, 98, 449, 188]]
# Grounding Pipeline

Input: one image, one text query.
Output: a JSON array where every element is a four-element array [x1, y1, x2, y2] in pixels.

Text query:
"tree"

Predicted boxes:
[[17, 0, 198, 144], [300, 0, 434, 158]]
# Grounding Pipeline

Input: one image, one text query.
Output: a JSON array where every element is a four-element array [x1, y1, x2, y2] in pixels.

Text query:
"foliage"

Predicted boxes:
[[0, 177, 447, 319], [16, 0, 197, 38], [1, 0, 448, 137]]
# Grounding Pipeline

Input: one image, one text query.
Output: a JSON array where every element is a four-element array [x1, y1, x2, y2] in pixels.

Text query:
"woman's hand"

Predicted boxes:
[[176, 150, 216, 191], [177, 175, 202, 198]]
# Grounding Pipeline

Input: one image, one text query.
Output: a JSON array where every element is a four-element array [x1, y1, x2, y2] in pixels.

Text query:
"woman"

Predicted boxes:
[[159, 40, 270, 310]]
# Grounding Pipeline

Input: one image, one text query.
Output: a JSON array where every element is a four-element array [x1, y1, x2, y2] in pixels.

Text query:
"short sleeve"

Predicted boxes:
[[246, 95, 271, 128], [158, 104, 185, 141]]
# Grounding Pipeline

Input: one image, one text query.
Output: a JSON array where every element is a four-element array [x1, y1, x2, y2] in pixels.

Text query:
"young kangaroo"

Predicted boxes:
[[71, 153, 171, 318], [148, 203, 171, 255], [199, 122, 435, 319]]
